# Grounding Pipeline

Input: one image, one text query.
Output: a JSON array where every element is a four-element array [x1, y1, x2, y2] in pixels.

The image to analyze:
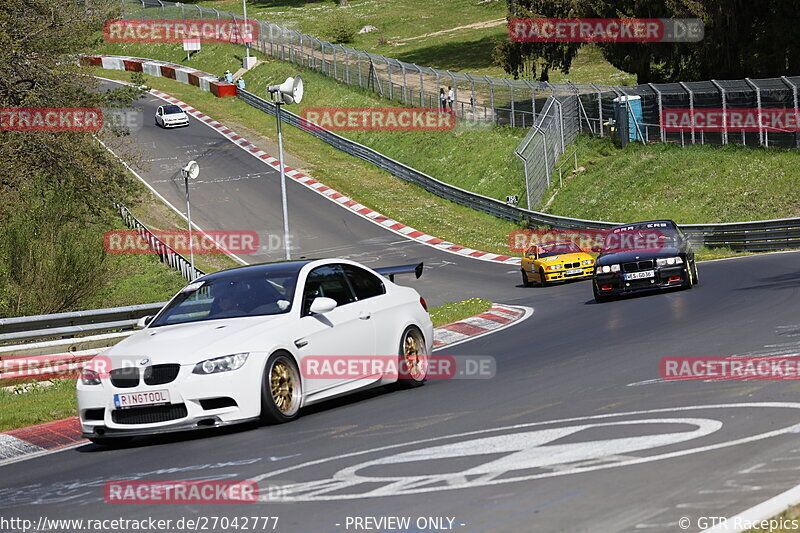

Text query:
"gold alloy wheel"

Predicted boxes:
[[403, 331, 425, 380], [270, 360, 295, 414]]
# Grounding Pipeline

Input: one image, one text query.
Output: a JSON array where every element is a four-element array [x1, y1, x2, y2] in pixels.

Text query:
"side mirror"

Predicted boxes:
[[137, 315, 154, 329], [309, 297, 337, 315]]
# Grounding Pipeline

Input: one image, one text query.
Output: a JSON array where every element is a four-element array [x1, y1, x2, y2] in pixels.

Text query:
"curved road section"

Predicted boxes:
[[2, 82, 800, 532]]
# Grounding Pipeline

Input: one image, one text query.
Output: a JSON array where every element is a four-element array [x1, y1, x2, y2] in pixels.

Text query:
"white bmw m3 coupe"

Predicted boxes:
[[77, 259, 432, 445]]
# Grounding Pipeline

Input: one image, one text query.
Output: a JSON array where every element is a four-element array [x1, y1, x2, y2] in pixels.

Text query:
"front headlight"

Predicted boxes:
[[581, 260, 593, 266], [656, 256, 683, 267], [193, 353, 249, 375], [80, 369, 101, 386], [599, 264, 620, 274], [546, 264, 563, 271]]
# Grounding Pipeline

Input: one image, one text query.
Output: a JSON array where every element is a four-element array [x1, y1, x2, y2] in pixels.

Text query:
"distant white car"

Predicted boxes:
[[77, 259, 432, 445], [154, 104, 189, 128]]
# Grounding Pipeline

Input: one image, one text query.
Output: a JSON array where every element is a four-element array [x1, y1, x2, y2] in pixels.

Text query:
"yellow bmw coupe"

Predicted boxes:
[[520, 241, 595, 287]]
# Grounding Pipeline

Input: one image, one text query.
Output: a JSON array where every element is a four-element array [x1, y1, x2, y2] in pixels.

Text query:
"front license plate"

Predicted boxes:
[[625, 270, 655, 280], [565, 269, 583, 275], [114, 390, 170, 409]]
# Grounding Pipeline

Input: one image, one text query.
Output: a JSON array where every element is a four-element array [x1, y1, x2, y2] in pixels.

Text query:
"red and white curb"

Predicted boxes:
[[0, 418, 82, 465], [149, 89, 521, 266], [433, 304, 531, 350], [0, 303, 530, 464], [90, 52, 521, 265]]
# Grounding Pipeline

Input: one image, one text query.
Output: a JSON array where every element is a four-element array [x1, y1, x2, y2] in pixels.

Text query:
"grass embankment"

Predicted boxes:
[[0, 298, 493, 431], [0, 380, 77, 432], [183, 0, 634, 84], [540, 135, 800, 224]]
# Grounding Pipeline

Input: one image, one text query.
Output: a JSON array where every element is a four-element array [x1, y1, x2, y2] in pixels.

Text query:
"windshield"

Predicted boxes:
[[151, 270, 298, 327], [163, 105, 183, 115], [604, 223, 680, 252], [538, 242, 582, 257]]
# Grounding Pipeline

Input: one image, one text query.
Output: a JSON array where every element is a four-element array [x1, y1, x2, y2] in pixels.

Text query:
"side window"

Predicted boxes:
[[342, 264, 385, 300], [302, 265, 356, 315]]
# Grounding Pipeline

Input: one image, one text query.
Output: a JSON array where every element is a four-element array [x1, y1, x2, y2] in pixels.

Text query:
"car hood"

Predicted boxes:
[[536, 252, 593, 264], [164, 113, 187, 120], [597, 247, 683, 265], [103, 314, 290, 365]]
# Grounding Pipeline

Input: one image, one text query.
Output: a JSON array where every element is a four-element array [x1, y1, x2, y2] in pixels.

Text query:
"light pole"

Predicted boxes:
[[242, 0, 250, 64], [267, 76, 304, 260], [181, 160, 200, 273]]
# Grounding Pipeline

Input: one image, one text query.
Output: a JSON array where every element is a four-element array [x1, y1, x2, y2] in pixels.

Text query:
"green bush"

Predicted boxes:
[[0, 190, 108, 317], [323, 9, 357, 44]]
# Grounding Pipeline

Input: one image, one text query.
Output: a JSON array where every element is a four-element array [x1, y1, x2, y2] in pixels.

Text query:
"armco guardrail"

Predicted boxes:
[[0, 302, 165, 345], [0, 302, 167, 381], [118, 204, 205, 281], [236, 89, 800, 251]]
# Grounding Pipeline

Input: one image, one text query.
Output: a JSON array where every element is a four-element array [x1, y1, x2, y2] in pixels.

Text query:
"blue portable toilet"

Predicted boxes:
[[613, 95, 646, 144]]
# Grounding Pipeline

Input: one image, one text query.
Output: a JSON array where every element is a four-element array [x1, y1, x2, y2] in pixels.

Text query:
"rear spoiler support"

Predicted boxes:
[[374, 262, 423, 282]]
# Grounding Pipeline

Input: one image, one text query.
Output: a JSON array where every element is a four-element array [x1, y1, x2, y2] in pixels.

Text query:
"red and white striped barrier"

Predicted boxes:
[[81, 55, 237, 97]]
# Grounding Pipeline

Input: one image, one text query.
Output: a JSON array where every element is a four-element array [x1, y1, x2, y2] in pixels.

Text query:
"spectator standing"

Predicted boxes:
[[447, 86, 454, 111], [224, 70, 233, 83], [237, 78, 246, 90], [439, 88, 446, 110]]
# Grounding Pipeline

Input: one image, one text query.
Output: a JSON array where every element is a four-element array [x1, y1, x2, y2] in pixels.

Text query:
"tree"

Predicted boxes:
[[0, 0, 146, 316], [496, 0, 800, 84]]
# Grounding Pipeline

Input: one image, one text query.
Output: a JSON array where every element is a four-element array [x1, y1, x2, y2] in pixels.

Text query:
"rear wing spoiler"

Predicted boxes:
[[374, 262, 423, 282]]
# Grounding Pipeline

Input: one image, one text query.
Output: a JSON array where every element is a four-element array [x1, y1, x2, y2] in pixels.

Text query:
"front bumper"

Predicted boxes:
[[163, 118, 189, 128], [77, 355, 264, 438], [594, 265, 688, 295], [543, 266, 594, 282]]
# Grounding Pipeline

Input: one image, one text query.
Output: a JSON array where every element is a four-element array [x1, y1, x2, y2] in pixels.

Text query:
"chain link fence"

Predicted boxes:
[[514, 94, 583, 209]]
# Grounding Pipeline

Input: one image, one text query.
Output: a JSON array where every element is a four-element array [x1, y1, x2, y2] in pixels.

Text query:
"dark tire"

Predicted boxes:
[[539, 268, 549, 287], [684, 262, 695, 290], [260, 352, 302, 424], [391, 326, 428, 390], [521, 269, 532, 287], [88, 436, 133, 447]]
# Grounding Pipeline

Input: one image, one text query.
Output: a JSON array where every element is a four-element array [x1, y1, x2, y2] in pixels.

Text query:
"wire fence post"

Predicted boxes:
[[745, 78, 765, 147], [781, 76, 800, 148], [711, 80, 728, 145], [679, 82, 695, 144]]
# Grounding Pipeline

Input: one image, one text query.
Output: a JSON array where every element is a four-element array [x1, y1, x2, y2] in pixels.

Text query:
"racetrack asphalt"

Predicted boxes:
[[2, 82, 800, 532]]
